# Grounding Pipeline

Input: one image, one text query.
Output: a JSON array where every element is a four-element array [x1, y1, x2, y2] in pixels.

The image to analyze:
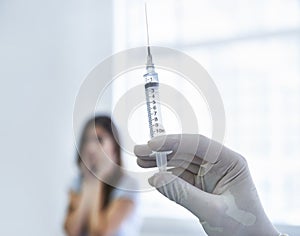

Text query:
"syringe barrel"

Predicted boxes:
[[144, 67, 165, 138], [144, 66, 168, 171]]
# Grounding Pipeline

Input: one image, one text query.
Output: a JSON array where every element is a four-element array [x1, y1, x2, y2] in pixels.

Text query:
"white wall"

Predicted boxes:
[[0, 0, 113, 235]]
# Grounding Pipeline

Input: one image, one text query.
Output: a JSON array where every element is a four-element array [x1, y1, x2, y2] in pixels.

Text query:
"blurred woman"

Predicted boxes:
[[64, 115, 139, 236]]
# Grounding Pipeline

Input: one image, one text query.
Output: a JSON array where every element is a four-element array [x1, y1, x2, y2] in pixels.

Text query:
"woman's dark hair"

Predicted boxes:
[[76, 115, 122, 209]]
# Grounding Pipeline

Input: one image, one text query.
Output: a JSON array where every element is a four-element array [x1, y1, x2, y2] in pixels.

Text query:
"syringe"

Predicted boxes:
[[144, 4, 168, 171]]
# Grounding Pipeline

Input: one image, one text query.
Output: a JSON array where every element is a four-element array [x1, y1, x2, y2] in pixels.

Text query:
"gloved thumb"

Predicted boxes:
[[149, 172, 219, 220], [149, 172, 189, 205]]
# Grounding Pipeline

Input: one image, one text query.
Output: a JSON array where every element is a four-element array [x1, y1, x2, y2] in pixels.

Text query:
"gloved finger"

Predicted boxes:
[[134, 144, 152, 158], [134, 145, 203, 167], [148, 134, 224, 164], [134, 145, 173, 161], [168, 167, 195, 185], [137, 158, 155, 168], [146, 134, 182, 152], [137, 158, 200, 175], [148, 172, 221, 221], [167, 160, 200, 174], [134, 138, 195, 158]]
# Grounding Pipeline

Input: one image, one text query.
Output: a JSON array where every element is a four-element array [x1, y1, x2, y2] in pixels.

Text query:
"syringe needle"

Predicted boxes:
[[145, 3, 150, 48], [144, 3, 153, 66]]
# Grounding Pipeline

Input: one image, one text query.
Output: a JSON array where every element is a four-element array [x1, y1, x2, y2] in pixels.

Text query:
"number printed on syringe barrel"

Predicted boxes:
[[144, 66, 166, 138]]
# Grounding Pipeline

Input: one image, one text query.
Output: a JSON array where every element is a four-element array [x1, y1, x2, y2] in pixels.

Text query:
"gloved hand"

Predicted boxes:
[[134, 134, 280, 236]]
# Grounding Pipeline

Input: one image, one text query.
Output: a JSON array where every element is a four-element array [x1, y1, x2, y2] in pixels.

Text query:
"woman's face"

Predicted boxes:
[[81, 125, 117, 173]]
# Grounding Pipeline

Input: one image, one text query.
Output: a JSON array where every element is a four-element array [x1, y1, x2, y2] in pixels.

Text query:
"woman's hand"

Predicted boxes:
[[80, 153, 115, 183]]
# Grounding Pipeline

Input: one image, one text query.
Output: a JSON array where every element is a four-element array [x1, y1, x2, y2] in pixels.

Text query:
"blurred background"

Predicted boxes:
[[1, 0, 300, 235]]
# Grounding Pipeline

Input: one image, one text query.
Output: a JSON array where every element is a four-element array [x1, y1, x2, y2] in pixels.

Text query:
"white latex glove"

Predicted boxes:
[[134, 134, 281, 236]]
